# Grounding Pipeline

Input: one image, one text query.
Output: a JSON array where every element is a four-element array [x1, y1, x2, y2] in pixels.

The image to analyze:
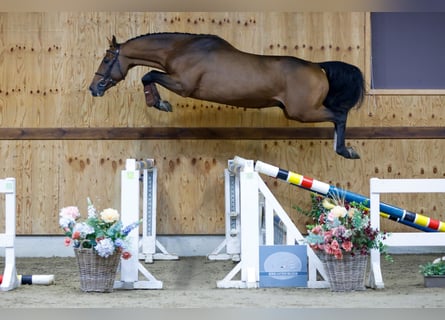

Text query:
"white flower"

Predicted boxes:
[[59, 206, 80, 228], [73, 222, 94, 237], [330, 205, 348, 218], [59, 217, 72, 229], [87, 197, 97, 218], [95, 238, 115, 258], [100, 208, 120, 223]]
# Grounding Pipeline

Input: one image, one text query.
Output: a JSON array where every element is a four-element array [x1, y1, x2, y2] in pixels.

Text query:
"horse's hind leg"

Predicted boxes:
[[142, 72, 172, 112], [333, 112, 360, 159], [283, 103, 359, 159]]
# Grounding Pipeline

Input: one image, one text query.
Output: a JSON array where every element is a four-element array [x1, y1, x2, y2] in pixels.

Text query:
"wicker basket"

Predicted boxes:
[[320, 253, 368, 292], [74, 248, 121, 293]]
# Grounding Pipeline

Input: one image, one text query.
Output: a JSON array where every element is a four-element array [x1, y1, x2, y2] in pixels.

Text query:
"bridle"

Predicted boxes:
[[95, 47, 126, 89]]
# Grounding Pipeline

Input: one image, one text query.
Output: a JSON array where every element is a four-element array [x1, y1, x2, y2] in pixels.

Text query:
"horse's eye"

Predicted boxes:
[[103, 57, 110, 63]]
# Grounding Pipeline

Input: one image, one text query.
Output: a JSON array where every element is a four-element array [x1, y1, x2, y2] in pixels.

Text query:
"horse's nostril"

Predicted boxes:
[[89, 87, 99, 97]]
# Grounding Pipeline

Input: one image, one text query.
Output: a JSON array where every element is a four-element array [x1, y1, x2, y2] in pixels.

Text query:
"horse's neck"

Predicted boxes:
[[121, 34, 189, 69]]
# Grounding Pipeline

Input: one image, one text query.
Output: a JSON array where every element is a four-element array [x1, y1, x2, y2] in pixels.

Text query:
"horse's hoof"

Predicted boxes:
[[346, 147, 360, 159], [153, 100, 172, 112], [159, 100, 173, 112], [337, 147, 360, 159]]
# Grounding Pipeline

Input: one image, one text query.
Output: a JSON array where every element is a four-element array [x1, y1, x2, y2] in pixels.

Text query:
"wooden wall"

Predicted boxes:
[[0, 12, 444, 236]]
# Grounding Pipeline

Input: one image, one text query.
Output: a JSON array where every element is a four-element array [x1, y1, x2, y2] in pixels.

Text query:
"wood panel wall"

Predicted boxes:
[[0, 12, 444, 236]]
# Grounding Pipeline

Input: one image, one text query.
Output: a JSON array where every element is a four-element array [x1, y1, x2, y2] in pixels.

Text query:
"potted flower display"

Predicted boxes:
[[419, 257, 445, 288], [59, 198, 140, 292], [300, 193, 390, 291]]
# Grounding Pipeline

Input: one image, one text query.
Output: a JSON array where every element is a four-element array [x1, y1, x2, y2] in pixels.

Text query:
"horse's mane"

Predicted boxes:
[[125, 32, 218, 43]]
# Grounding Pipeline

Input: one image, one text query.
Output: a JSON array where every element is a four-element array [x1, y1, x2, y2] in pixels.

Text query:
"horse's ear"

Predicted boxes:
[[107, 35, 118, 48]]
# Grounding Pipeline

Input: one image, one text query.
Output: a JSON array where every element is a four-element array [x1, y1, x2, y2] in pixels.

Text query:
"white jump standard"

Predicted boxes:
[[369, 178, 445, 288], [115, 158, 177, 290], [130, 159, 178, 264], [0, 178, 19, 291], [215, 156, 329, 289], [208, 162, 242, 262]]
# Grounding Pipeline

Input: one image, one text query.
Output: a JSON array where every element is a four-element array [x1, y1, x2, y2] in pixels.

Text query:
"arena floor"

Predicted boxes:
[[1, 253, 444, 308]]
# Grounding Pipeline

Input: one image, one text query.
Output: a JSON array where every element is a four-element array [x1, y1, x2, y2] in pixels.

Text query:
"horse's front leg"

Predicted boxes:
[[141, 73, 172, 112], [334, 115, 360, 159]]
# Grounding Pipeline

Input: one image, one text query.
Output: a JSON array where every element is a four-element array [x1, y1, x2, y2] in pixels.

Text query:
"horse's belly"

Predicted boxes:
[[191, 73, 281, 108], [192, 86, 279, 108]]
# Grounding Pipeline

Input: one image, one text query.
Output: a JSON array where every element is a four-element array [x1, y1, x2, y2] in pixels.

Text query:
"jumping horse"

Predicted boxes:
[[89, 32, 365, 159]]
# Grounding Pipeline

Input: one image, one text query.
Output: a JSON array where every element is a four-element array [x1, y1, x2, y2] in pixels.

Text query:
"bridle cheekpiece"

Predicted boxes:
[[95, 47, 125, 89]]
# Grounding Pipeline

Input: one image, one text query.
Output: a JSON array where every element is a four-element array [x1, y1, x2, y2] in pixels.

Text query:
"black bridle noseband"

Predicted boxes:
[[95, 47, 126, 89]]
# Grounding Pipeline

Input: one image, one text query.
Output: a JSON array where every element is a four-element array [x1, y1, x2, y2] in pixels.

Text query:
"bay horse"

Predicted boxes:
[[89, 32, 365, 159]]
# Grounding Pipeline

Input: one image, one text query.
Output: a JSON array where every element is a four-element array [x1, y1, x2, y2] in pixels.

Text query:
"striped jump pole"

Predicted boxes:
[[0, 274, 55, 285], [252, 158, 445, 232]]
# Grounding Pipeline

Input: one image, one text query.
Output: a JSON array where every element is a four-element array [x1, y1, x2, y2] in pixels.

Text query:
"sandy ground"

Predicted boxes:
[[1, 253, 444, 308]]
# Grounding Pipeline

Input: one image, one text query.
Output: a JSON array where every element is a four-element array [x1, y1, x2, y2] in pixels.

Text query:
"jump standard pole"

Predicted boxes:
[[250, 158, 445, 233]]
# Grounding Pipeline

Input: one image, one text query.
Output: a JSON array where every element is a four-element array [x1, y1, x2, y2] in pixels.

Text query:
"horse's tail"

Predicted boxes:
[[318, 61, 365, 113]]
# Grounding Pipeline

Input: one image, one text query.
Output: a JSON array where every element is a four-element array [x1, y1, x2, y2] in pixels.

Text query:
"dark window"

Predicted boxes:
[[371, 12, 445, 89]]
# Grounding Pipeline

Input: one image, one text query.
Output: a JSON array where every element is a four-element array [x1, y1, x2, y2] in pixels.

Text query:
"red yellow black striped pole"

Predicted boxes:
[[253, 159, 445, 232]]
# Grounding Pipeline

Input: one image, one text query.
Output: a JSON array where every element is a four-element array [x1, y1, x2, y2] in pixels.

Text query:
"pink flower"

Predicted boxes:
[[311, 225, 323, 235], [342, 240, 353, 252], [60, 206, 80, 220], [72, 231, 81, 240], [323, 230, 333, 243], [324, 244, 334, 255], [330, 239, 340, 251], [64, 237, 71, 246], [310, 243, 324, 251], [334, 250, 343, 259]]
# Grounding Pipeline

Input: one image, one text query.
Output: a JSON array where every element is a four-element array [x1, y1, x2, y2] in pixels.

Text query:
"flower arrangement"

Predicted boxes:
[[302, 193, 390, 260], [59, 198, 140, 259]]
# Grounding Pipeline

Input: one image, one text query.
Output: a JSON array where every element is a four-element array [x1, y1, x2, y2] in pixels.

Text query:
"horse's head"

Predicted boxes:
[[89, 36, 128, 97]]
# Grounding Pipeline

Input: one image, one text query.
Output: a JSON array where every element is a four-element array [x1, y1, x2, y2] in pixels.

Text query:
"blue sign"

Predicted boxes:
[[259, 245, 307, 288]]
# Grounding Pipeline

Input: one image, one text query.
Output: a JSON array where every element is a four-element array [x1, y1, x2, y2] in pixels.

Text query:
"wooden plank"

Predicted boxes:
[[2, 12, 445, 237], [0, 127, 444, 140], [3, 139, 445, 235]]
